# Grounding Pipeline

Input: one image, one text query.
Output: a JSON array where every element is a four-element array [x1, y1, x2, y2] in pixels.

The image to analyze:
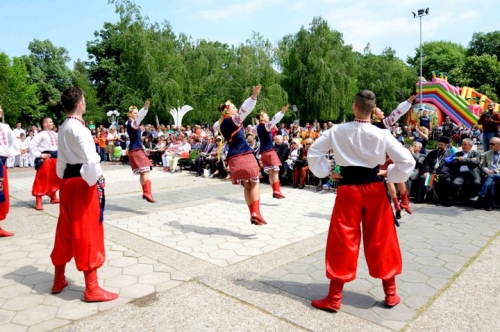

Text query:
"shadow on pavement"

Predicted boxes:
[[4, 265, 84, 301], [167, 220, 258, 240]]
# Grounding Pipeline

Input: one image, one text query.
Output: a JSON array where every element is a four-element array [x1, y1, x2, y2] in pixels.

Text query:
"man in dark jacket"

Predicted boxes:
[[194, 137, 215, 176], [407, 141, 427, 202], [421, 136, 454, 206], [450, 138, 481, 201], [274, 135, 290, 185]]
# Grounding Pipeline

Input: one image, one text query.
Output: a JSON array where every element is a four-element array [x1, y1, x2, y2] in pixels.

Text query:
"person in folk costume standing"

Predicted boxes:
[[31, 117, 61, 210], [126, 102, 155, 203], [256, 105, 289, 199], [307, 90, 415, 312], [0, 106, 16, 237], [50, 87, 118, 302], [372, 95, 416, 218], [213, 84, 268, 225]]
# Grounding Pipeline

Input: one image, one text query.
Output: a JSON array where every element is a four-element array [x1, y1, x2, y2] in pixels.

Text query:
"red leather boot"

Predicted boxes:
[[271, 182, 286, 199], [52, 264, 69, 294], [311, 278, 344, 312], [35, 196, 43, 210], [83, 269, 118, 302], [248, 200, 267, 225], [383, 277, 401, 307], [392, 197, 402, 219], [400, 190, 412, 214], [0, 227, 14, 237], [50, 192, 60, 204], [142, 180, 156, 203]]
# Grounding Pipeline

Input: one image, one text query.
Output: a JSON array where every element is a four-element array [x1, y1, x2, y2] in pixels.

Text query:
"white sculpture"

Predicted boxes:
[[169, 105, 193, 128], [106, 110, 120, 129]]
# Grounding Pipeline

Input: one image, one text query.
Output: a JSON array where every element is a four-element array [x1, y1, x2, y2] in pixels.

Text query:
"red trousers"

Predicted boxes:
[[293, 166, 309, 185], [32, 158, 60, 197], [0, 165, 9, 221], [326, 182, 402, 282], [50, 177, 105, 272]]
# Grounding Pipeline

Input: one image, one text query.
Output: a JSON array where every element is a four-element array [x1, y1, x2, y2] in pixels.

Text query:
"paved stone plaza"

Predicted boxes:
[[0, 165, 499, 331]]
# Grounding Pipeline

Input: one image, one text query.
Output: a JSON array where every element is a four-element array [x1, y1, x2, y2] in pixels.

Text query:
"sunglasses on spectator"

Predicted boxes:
[[490, 143, 496, 146]]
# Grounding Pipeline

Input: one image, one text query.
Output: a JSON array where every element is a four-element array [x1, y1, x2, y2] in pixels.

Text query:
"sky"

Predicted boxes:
[[1, 0, 499, 67]]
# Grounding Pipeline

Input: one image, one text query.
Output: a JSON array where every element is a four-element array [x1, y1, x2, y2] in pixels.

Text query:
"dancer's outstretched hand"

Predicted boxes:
[[252, 84, 262, 99], [281, 105, 289, 114], [144, 100, 150, 110]]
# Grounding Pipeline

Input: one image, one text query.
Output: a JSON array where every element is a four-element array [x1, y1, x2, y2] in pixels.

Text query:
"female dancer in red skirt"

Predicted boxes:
[[214, 85, 267, 225], [256, 105, 289, 198], [126, 101, 155, 203]]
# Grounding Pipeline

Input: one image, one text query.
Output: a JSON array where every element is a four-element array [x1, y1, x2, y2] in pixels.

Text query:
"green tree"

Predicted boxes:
[[407, 41, 467, 86], [0, 52, 39, 126], [21, 39, 74, 123], [467, 31, 500, 59], [277, 17, 357, 122], [462, 54, 500, 101], [73, 60, 103, 124], [357, 46, 416, 114]]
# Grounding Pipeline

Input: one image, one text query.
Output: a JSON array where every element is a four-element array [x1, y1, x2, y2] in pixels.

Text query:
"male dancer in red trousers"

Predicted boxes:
[[31, 117, 60, 210], [50, 87, 118, 302], [307, 90, 415, 311], [0, 105, 16, 237]]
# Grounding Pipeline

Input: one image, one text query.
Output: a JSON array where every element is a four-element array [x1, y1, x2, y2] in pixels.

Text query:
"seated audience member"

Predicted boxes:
[[212, 141, 230, 180], [450, 138, 481, 202], [194, 137, 215, 176], [273, 135, 289, 184], [149, 136, 167, 166], [162, 137, 181, 172], [421, 136, 454, 206], [293, 138, 313, 189], [168, 136, 191, 173], [470, 125, 481, 145], [316, 149, 336, 192], [191, 136, 203, 150], [407, 141, 426, 202], [458, 125, 470, 145], [470, 137, 500, 211]]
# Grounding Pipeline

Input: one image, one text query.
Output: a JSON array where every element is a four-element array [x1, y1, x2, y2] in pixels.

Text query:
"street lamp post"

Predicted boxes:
[[413, 8, 430, 111]]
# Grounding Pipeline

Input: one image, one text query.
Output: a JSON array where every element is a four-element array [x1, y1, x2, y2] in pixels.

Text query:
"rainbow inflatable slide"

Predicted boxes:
[[415, 75, 499, 127]]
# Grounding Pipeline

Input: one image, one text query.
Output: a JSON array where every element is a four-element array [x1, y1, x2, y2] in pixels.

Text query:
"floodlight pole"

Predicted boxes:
[[414, 8, 429, 110]]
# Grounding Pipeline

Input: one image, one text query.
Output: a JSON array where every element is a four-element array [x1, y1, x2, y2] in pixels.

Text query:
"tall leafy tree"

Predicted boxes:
[[73, 60, 103, 124], [21, 39, 74, 123], [407, 41, 467, 86], [277, 17, 357, 122], [467, 31, 500, 59], [462, 54, 500, 101], [357, 46, 416, 114], [0, 52, 39, 126]]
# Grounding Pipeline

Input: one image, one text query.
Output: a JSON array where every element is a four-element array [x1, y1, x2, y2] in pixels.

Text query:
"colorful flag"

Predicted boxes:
[[425, 173, 435, 187]]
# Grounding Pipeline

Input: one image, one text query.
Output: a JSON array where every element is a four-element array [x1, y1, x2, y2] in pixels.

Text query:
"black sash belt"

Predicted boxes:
[[339, 166, 382, 186], [63, 163, 83, 179], [34, 151, 58, 171]]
